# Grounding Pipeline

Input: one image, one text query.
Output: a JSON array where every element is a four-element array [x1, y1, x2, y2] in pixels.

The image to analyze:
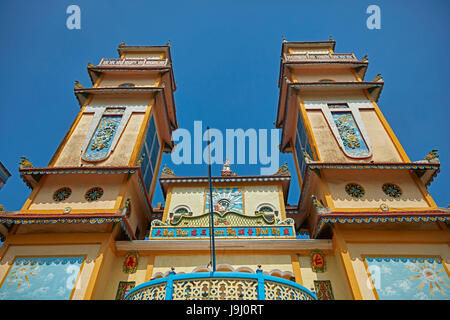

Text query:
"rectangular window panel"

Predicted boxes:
[[150, 136, 160, 174], [328, 103, 349, 109], [139, 115, 158, 192]]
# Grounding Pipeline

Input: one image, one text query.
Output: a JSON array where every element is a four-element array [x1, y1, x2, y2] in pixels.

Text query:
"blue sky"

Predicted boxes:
[[0, 0, 448, 210]]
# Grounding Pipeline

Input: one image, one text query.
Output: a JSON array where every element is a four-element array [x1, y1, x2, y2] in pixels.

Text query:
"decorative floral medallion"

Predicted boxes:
[[311, 250, 326, 273], [123, 251, 139, 274], [382, 183, 402, 198], [53, 187, 72, 202], [345, 183, 365, 198], [85, 187, 104, 202]]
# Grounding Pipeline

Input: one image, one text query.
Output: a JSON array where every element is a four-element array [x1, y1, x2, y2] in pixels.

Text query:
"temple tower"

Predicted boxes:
[[16, 43, 177, 241], [276, 39, 441, 238]]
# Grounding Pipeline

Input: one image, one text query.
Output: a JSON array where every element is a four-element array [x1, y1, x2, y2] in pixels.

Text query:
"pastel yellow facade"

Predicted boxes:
[[0, 40, 448, 301]]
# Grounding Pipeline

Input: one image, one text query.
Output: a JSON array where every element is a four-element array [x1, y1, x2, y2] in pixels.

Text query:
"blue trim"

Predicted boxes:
[[256, 269, 265, 299], [125, 271, 316, 300]]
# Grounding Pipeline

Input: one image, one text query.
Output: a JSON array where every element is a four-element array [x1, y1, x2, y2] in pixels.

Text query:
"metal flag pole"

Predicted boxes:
[[207, 126, 217, 272]]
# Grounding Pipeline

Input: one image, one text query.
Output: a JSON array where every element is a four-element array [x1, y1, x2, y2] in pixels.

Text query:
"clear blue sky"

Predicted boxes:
[[0, 0, 448, 210]]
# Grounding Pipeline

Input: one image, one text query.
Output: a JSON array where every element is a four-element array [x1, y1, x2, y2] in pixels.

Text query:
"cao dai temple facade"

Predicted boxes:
[[0, 40, 449, 300]]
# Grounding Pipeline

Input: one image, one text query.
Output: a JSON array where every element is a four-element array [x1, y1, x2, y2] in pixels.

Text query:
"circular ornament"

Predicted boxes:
[[123, 251, 139, 274], [382, 183, 402, 198], [53, 187, 72, 202], [345, 183, 365, 198], [85, 187, 104, 202]]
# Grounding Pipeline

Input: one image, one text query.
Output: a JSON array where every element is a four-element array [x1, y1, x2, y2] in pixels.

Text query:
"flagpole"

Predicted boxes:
[[207, 126, 217, 272]]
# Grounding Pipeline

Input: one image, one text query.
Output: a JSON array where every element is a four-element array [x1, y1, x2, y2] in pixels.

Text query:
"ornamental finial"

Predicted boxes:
[[162, 164, 175, 175], [361, 55, 368, 62], [136, 153, 145, 166], [329, 35, 333, 41], [302, 148, 313, 162], [373, 73, 383, 82], [425, 149, 439, 162], [221, 158, 237, 176], [274, 162, 289, 176], [311, 195, 325, 208], [282, 35, 286, 42], [74, 80, 83, 89], [19, 156, 33, 169]]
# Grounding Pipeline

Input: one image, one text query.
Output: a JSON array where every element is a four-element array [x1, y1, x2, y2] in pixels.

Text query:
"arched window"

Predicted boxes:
[[119, 83, 135, 87], [259, 206, 274, 213], [174, 207, 189, 215], [256, 204, 276, 213]]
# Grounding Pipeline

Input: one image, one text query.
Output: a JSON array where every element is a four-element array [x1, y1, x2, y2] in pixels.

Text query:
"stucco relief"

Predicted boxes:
[[81, 105, 147, 162]]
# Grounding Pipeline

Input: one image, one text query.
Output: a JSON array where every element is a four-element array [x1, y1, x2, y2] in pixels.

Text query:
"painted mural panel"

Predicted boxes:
[[205, 187, 243, 215], [0, 257, 84, 300], [331, 111, 369, 158], [84, 115, 122, 161], [365, 257, 450, 300]]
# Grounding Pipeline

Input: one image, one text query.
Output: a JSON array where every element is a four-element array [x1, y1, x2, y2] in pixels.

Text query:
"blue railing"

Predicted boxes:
[[125, 270, 316, 300]]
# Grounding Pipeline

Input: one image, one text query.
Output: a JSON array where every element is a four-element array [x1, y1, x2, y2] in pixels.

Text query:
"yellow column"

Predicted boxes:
[[291, 254, 303, 285], [145, 255, 155, 282], [83, 232, 116, 300], [332, 225, 363, 300], [162, 186, 173, 222]]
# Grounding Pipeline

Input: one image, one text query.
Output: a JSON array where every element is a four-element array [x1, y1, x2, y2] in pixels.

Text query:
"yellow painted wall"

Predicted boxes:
[[167, 186, 204, 215], [152, 254, 293, 276], [98, 73, 159, 88], [294, 68, 356, 82], [93, 248, 149, 300], [302, 90, 367, 101], [306, 109, 401, 163], [167, 184, 284, 217], [299, 253, 352, 299], [119, 177, 149, 239], [244, 185, 282, 216], [360, 109, 402, 162], [53, 113, 94, 166], [89, 95, 153, 106], [54, 112, 145, 167], [27, 174, 123, 212], [325, 169, 430, 209]]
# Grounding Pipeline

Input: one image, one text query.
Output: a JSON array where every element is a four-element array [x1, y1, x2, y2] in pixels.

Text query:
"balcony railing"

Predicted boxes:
[[124, 270, 317, 300], [98, 58, 168, 67], [284, 53, 357, 62]]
